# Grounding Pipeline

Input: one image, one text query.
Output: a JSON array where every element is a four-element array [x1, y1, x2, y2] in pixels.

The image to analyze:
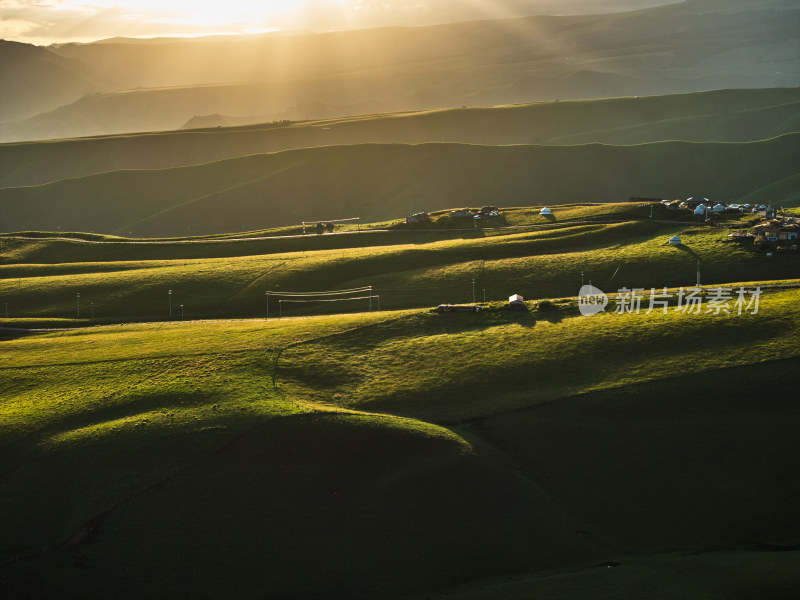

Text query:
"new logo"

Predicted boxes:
[[578, 284, 608, 316]]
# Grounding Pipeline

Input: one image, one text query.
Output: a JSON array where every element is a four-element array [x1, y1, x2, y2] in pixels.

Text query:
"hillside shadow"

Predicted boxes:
[[672, 243, 699, 260], [533, 311, 567, 324], [0, 328, 36, 341]]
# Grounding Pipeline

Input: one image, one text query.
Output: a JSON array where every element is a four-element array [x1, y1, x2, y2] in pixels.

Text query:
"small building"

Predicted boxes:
[[685, 197, 709, 209], [479, 206, 501, 217], [693, 205, 706, 215], [406, 211, 431, 224], [711, 203, 726, 213], [508, 294, 525, 309], [779, 224, 799, 241], [668, 235, 682, 245], [749, 218, 799, 243], [540, 207, 552, 215], [451, 209, 474, 218]]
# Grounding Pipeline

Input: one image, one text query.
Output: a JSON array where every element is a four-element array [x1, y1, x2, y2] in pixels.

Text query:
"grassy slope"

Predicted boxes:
[[2, 87, 798, 188], [2, 290, 799, 598], [2, 201, 798, 597], [2, 133, 798, 237], [2, 204, 798, 323]]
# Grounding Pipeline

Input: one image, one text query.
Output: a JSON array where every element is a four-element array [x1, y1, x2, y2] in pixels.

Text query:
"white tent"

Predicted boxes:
[[668, 236, 682, 245], [693, 205, 706, 215], [540, 207, 552, 215], [712, 203, 725, 212]]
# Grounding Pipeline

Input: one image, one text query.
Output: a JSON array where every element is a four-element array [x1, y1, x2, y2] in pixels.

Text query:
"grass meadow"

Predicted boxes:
[[2, 204, 798, 324], [2, 202, 798, 598]]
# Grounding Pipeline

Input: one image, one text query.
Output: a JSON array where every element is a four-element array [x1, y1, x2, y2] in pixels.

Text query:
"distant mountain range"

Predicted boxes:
[[1, 0, 798, 142], [2, 87, 798, 188]]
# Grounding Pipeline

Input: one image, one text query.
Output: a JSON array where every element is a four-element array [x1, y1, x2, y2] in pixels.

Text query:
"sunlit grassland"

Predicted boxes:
[[278, 287, 800, 421], [0, 311, 413, 441], [5, 287, 795, 445], [2, 288, 798, 598], [2, 215, 796, 323], [0, 202, 670, 264], [0, 309, 463, 556]]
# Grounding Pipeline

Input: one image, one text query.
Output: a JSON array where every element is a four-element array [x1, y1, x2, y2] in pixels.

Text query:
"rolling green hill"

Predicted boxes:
[[2, 291, 798, 598], [1, 87, 798, 188], [2, 134, 798, 237], [2, 199, 798, 598], [2, 204, 798, 324]]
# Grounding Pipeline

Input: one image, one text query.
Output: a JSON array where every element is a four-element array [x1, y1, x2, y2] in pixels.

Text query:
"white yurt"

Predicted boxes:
[[712, 203, 725, 213], [693, 205, 706, 215], [668, 235, 682, 245], [540, 207, 552, 215]]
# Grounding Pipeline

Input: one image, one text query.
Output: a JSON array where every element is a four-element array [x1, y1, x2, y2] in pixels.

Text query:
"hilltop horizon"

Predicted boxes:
[[3, 0, 682, 47], [3, 0, 798, 143]]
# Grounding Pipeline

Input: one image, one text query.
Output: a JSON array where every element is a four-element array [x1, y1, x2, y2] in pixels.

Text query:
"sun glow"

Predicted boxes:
[[0, 0, 360, 44]]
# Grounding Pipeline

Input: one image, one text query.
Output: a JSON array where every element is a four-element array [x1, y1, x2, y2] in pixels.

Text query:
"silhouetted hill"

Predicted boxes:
[[1, 87, 797, 188], [1, 134, 796, 237], [2, 0, 796, 142], [0, 40, 107, 123]]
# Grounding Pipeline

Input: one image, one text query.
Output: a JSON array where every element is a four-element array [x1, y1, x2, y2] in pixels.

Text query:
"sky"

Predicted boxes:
[[0, 1, 678, 46]]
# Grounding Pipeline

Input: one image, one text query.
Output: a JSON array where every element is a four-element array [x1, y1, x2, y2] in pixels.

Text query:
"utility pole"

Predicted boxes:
[[472, 279, 476, 303], [266, 291, 269, 320], [696, 260, 701, 288], [483, 289, 486, 302], [4, 302, 7, 318], [169, 289, 172, 318], [581, 270, 584, 287], [76, 292, 80, 319], [180, 304, 184, 320], [90, 302, 94, 320]]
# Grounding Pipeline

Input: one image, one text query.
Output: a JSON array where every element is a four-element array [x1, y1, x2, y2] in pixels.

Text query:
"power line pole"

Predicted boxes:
[[482, 289, 486, 302], [76, 292, 80, 319], [90, 302, 94, 320], [696, 260, 701, 287], [180, 304, 184, 320], [472, 279, 476, 303], [266, 291, 269, 320], [169, 289, 172, 318]]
